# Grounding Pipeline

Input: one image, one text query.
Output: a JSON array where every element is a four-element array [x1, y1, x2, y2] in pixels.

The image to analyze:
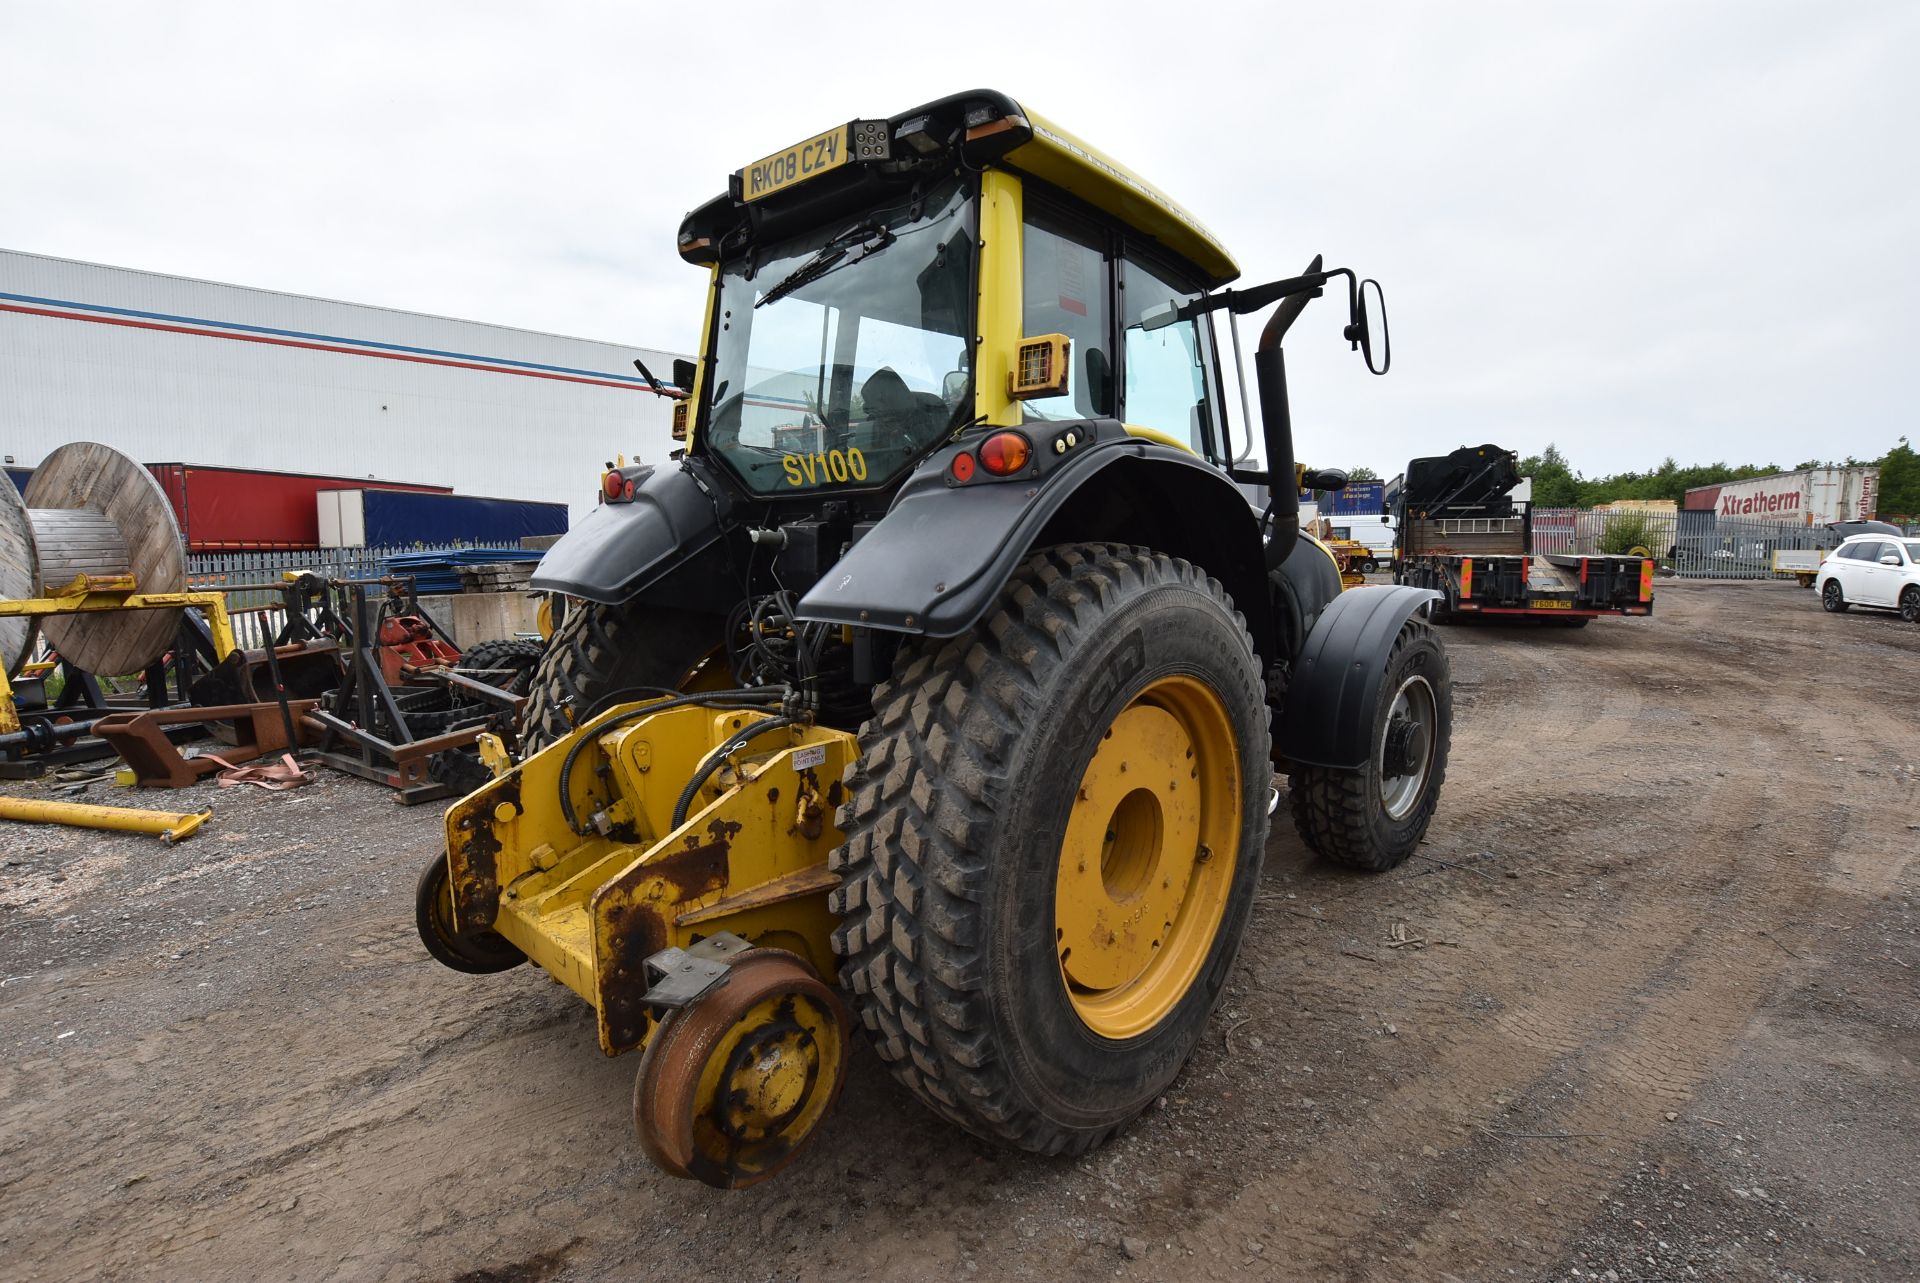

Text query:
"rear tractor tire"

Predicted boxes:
[[830, 544, 1271, 1154], [1288, 620, 1451, 872], [520, 600, 722, 752]]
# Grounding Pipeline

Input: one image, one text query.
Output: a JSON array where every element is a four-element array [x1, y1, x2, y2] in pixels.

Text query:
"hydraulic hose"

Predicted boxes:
[[556, 687, 786, 835], [668, 715, 799, 831]]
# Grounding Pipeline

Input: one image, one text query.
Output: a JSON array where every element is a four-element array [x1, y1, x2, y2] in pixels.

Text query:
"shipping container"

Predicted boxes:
[[1683, 466, 1879, 525], [1299, 478, 1387, 516], [318, 488, 568, 549], [149, 463, 451, 550]]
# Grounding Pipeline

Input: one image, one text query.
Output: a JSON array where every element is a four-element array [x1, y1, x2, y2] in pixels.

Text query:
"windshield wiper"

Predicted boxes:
[[756, 224, 896, 309]]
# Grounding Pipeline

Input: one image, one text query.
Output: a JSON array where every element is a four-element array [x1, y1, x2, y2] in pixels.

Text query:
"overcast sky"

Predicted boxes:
[[3, 2, 1914, 479]]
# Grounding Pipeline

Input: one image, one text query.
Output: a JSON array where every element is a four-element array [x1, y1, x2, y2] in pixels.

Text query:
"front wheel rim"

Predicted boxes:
[[1378, 676, 1438, 821], [1054, 675, 1241, 1041], [1825, 584, 1841, 608], [1904, 591, 1920, 622]]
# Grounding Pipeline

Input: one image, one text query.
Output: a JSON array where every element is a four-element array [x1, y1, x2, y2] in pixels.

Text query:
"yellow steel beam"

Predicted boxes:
[[0, 796, 212, 844], [0, 589, 237, 660]]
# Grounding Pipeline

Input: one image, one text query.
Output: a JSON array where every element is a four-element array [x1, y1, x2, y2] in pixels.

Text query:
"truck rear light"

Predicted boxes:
[[602, 471, 623, 501], [1640, 558, 1655, 602], [1580, 557, 1590, 585], [978, 432, 1032, 476], [1459, 557, 1473, 598], [950, 451, 977, 483]]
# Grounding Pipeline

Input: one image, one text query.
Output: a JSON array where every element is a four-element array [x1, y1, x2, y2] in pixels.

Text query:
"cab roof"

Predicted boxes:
[[678, 90, 1240, 289], [1004, 104, 1239, 287]]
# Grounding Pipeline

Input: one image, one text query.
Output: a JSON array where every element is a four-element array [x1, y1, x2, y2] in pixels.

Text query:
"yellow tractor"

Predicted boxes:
[[418, 91, 1450, 1188]]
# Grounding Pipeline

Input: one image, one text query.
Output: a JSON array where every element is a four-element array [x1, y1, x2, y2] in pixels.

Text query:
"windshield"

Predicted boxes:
[[703, 176, 975, 495]]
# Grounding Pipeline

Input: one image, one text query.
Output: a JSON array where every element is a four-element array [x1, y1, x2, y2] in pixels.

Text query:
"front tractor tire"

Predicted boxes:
[[830, 544, 1271, 1154], [1288, 619, 1451, 872]]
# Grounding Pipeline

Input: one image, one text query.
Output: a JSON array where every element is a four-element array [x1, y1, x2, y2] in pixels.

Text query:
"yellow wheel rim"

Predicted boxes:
[[1055, 674, 1241, 1040]]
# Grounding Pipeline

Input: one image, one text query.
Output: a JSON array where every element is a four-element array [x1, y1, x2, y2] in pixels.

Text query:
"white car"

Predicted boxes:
[[1818, 533, 1920, 622]]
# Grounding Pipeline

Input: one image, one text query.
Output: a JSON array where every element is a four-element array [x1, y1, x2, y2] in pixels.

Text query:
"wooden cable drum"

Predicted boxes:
[[14, 442, 188, 678], [0, 468, 38, 677]]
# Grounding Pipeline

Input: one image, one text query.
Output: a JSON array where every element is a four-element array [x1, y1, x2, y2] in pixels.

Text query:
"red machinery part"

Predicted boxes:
[[376, 615, 461, 686]]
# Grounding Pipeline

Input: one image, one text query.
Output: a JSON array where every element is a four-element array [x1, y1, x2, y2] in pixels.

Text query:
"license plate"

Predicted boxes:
[[739, 126, 851, 203], [1533, 598, 1573, 609]]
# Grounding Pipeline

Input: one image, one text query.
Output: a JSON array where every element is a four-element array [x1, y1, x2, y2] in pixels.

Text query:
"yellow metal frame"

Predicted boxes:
[[444, 698, 859, 1057], [0, 574, 237, 734], [975, 168, 1025, 428]]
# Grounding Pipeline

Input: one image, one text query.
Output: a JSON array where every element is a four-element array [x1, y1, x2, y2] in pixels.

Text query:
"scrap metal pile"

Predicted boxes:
[[1, 442, 543, 805]]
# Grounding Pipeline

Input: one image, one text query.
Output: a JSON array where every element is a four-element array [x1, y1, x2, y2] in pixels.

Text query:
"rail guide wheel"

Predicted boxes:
[[633, 947, 851, 1189]]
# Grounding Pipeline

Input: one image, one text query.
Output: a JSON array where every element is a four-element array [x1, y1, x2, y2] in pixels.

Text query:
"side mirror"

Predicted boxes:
[[1342, 278, 1391, 376], [672, 358, 697, 393], [1139, 300, 1182, 332], [1882, 553, 1902, 566], [1301, 467, 1349, 492], [942, 369, 969, 404]]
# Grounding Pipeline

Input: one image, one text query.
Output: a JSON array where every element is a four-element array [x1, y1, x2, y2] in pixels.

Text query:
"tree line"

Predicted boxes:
[[1348, 440, 1918, 519]]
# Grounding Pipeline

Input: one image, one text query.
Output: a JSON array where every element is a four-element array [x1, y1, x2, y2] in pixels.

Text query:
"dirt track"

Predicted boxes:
[[2, 579, 1915, 1282]]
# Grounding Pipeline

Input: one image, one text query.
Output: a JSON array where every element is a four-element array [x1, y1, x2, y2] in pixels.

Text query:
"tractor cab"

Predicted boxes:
[[676, 92, 1244, 504]]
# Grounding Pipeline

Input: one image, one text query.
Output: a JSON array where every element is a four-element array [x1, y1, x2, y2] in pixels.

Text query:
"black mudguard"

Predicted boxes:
[[1273, 584, 1442, 770], [529, 462, 726, 605], [795, 435, 1263, 641]]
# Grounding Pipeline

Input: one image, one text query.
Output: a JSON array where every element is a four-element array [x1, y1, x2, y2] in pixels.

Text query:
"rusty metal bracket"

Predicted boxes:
[[639, 931, 755, 1010], [91, 701, 321, 789]]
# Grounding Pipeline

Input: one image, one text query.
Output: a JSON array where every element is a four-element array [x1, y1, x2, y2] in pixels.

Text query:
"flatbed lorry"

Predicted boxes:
[[1387, 444, 1654, 625]]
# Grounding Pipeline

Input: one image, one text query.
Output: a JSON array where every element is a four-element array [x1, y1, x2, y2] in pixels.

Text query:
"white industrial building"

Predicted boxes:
[[0, 248, 687, 519]]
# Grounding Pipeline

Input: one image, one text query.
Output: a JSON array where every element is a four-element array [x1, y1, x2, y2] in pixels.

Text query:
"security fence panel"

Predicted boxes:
[[1529, 509, 1836, 579], [1530, 508, 1677, 560], [185, 543, 525, 649], [1670, 513, 1837, 580]]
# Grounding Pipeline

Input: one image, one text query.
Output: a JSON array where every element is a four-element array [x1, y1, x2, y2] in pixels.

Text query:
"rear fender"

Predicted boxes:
[[530, 462, 727, 605], [1274, 585, 1441, 769], [794, 432, 1271, 658]]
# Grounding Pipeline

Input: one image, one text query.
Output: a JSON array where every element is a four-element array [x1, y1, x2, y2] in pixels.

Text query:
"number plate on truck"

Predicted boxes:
[[739, 126, 852, 202], [1533, 598, 1574, 609]]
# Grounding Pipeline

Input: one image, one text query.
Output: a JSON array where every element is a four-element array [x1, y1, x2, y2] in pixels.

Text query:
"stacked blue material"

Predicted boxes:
[[384, 547, 542, 594]]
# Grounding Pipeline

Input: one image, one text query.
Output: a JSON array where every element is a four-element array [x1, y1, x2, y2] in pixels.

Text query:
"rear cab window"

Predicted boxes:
[[1021, 208, 1113, 422]]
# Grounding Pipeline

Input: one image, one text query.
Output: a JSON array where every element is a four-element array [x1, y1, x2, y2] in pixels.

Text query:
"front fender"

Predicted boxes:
[[795, 431, 1262, 640], [1274, 585, 1441, 769], [530, 462, 725, 605]]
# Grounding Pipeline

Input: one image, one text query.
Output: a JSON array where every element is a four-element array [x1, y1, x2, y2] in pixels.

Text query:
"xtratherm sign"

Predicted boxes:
[[1685, 467, 1879, 525]]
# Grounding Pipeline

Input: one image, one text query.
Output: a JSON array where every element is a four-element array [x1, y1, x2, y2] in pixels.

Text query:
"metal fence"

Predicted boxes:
[[1529, 508, 1842, 580], [185, 542, 527, 650]]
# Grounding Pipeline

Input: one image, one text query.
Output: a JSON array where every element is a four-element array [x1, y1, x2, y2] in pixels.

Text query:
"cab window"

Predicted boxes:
[[1121, 255, 1216, 459], [1021, 210, 1112, 421]]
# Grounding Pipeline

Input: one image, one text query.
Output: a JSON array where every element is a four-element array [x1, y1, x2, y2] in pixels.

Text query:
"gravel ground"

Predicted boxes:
[[1, 579, 1914, 1282]]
